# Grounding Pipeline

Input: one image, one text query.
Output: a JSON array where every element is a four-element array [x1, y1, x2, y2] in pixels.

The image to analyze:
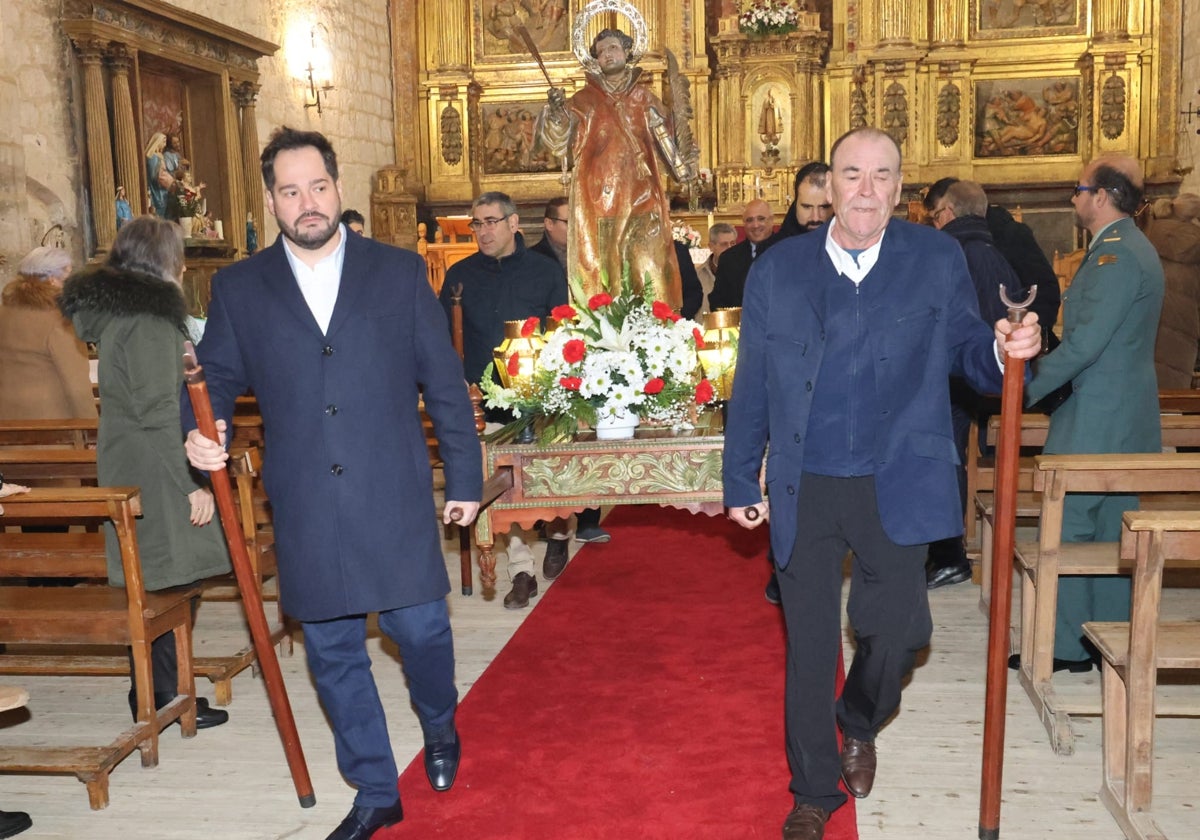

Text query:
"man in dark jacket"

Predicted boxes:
[[708, 199, 776, 310], [183, 127, 483, 840], [924, 180, 1026, 588], [765, 161, 833, 247], [440, 192, 570, 609]]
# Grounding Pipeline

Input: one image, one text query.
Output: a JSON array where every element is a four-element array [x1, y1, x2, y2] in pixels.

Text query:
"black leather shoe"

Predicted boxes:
[[325, 801, 404, 840], [543, 538, 569, 580], [129, 690, 229, 728], [424, 730, 461, 792], [764, 572, 781, 606], [504, 572, 537, 609], [1007, 653, 1093, 673], [0, 809, 32, 839], [926, 561, 972, 589]]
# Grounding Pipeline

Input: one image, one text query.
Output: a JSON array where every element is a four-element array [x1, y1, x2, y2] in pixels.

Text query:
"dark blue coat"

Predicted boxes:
[[723, 220, 1006, 561], [183, 233, 482, 622]]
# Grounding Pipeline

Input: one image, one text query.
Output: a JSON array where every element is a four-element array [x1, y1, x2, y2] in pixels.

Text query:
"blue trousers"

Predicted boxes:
[[302, 599, 457, 807]]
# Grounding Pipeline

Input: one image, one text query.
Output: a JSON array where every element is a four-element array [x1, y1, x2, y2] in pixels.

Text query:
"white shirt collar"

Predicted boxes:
[[281, 223, 348, 334], [823, 217, 886, 285]]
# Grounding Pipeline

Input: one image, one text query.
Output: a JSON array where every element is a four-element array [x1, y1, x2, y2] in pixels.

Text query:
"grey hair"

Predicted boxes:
[[944, 180, 988, 219], [472, 191, 517, 217], [708, 223, 736, 239], [106, 216, 185, 286], [17, 246, 72, 282]]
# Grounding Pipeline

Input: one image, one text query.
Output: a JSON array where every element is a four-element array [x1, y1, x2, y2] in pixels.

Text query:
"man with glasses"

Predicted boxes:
[[439, 192, 569, 608], [1015, 153, 1165, 674]]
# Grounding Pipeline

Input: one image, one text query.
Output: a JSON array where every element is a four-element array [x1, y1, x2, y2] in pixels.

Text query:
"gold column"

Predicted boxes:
[[432, 1, 467, 70], [75, 38, 116, 253], [877, 0, 914, 47], [221, 73, 247, 254], [931, 1, 966, 48], [233, 81, 265, 242], [1095, 0, 1130, 41], [107, 44, 142, 217]]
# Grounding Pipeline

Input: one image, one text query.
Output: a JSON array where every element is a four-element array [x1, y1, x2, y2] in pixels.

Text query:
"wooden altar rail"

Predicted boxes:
[[0, 487, 200, 809], [1084, 511, 1200, 840], [1012, 453, 1200, 756]]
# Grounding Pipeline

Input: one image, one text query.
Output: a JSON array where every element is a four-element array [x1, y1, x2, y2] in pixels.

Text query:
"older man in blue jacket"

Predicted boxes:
[[184, 128, 481, 840], [723, 128, 1042, 840]]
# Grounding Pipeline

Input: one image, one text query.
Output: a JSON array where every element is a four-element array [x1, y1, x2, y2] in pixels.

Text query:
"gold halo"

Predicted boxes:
[[572, 0, 648, 73]]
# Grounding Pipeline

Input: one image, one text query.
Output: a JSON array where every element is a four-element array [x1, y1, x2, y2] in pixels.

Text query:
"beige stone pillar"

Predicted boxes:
[[233, 81, 265, 243], [221, 74, 247, 255], [107, 44, 142, 217], [75, 38, 116, 253]]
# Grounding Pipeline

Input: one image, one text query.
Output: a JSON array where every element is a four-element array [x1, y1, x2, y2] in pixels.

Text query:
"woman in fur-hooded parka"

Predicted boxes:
[[57, 259, 230, 591]]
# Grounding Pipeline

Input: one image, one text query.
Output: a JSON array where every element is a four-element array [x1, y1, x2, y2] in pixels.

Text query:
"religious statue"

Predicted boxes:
[[144, 132, 175, 218], [537, 2, 697, 310], [114, 186, 133, 229]]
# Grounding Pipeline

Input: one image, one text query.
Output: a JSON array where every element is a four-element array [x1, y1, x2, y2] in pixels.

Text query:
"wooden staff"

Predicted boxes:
[[979, 285, 1036, 839], [183, 343, 316, 809]]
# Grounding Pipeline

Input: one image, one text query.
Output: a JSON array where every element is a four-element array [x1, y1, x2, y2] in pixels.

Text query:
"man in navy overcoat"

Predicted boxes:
[[722, 128, 1043, 840], [184, 128, 481, 840]]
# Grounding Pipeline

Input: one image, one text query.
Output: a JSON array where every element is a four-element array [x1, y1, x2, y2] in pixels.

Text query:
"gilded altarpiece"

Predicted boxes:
[[399, 1, 711, 214]]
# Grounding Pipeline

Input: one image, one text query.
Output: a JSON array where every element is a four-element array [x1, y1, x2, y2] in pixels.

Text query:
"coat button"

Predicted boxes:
[[805, 381, 813, 391], [787, 485, 795, 495], [325, 404, 338, 415], [322, 345, 334, 356], [793, 433, 802, 443], [330, 464, 344, 475]]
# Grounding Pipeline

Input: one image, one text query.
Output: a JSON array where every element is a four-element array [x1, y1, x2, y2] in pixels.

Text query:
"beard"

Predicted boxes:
[[280, 211, 340, 250]]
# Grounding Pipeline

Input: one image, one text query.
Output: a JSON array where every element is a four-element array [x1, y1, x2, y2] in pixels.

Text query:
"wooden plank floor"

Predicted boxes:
[[0, 516, 1196, 839]]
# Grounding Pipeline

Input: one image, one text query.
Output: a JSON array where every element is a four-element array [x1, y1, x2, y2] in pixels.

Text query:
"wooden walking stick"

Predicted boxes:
[[183, 342, 316, 809], [979, 285, 1037, 839]]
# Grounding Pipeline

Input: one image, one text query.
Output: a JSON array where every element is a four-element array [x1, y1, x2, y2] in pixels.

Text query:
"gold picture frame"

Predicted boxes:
[[970, 0, 1086, 40]]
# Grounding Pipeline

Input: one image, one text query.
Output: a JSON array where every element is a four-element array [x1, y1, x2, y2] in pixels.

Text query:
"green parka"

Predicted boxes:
[[58, 266, 230, 590]]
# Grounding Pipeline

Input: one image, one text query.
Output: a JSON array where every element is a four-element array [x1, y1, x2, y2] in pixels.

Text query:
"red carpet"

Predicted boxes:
[[385, 506, 858, 839]]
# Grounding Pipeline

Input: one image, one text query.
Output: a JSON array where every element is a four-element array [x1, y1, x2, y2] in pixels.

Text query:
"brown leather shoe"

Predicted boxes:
[[503, 572, 538, 610], [840, 735, 877, 799], [781, 803, 828, 840]]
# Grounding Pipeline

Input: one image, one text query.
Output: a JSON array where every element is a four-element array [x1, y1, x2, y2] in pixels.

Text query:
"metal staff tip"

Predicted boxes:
[[999, 284, 1037, 325], [182, 340, 205, 384]]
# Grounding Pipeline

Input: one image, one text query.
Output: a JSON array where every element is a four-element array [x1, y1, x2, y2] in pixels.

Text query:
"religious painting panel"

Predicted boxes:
[[973, 77, 1079, 158], [970, 0, 1085, 40], [474, 0, 571, 62], [479, 100, 562, 174]]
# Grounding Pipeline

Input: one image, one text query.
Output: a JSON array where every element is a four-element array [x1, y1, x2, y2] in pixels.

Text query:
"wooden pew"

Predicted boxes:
[[975, 413, 1200, 610], [0, 487, 200, 809], [1012, 453, 1200, 755], [1083, 511, 1200, 840], [0, 418, 98, 449]]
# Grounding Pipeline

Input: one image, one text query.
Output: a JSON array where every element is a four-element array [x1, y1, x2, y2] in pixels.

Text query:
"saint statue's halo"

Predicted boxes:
[[571, 0, 649, 73]]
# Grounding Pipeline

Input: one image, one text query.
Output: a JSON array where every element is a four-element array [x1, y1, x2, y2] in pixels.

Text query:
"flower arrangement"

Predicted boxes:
[[737, 0, 801, 36], [480, 280, 715, 441], [671, 219, 701, 248], [170, 185, 204, 219]]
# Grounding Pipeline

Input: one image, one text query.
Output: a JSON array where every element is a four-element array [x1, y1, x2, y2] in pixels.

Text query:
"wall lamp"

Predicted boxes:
[[303, 24, 334, 115]]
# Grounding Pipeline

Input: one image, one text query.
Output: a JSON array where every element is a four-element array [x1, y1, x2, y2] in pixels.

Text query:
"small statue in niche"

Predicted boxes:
[[145, 132, 175, 218], [115, 186, 133, 229]]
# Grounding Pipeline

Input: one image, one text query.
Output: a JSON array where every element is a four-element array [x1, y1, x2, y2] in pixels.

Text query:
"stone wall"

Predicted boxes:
[[0, 0, 396, 282], [1183, 2, 1200, 195]]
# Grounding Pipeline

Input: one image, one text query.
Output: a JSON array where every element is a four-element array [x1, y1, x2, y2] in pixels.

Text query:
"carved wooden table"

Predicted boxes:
[[474, 420, 725, 589]]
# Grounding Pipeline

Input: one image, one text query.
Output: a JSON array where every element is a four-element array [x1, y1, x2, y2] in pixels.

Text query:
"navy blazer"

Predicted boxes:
[[183, 233, 482, 622], [723, 220, 1005, 563]]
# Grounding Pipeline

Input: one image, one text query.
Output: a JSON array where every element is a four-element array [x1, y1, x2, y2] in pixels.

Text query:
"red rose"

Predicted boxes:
[[588, 293, 613, 310], [506, 352, 521, 377], [695, 379, 715, 404], [652, 301, 678, 321], [644, 377, 665, 395], [559, 376, 582, 391], [551, 304, 578, 321], [562, 339, 587, 364], [692, 327, 705, 349], [520, 316, 539, 338]]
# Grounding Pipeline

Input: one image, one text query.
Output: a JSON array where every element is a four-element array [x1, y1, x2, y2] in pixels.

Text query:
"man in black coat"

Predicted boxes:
[[708, 198, 776, 310], [924, 179, 1026, 588], [184, 128, 482, 840]]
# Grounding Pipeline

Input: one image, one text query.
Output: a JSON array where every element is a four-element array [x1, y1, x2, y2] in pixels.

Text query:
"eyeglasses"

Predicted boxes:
[[468, 214, 512, 231], [1072, 184, 1114, 198], [930, 207, 950, 224], [546, 216, 568, 225]]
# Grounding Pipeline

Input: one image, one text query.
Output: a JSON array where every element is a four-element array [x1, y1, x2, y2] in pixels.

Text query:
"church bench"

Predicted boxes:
[[0, 487, 200, 809], [1011, 453, 1200, 755], [0, 418, 98, 449], [1083, 511, 1200, 840], [975, 413, 1200, 610]]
